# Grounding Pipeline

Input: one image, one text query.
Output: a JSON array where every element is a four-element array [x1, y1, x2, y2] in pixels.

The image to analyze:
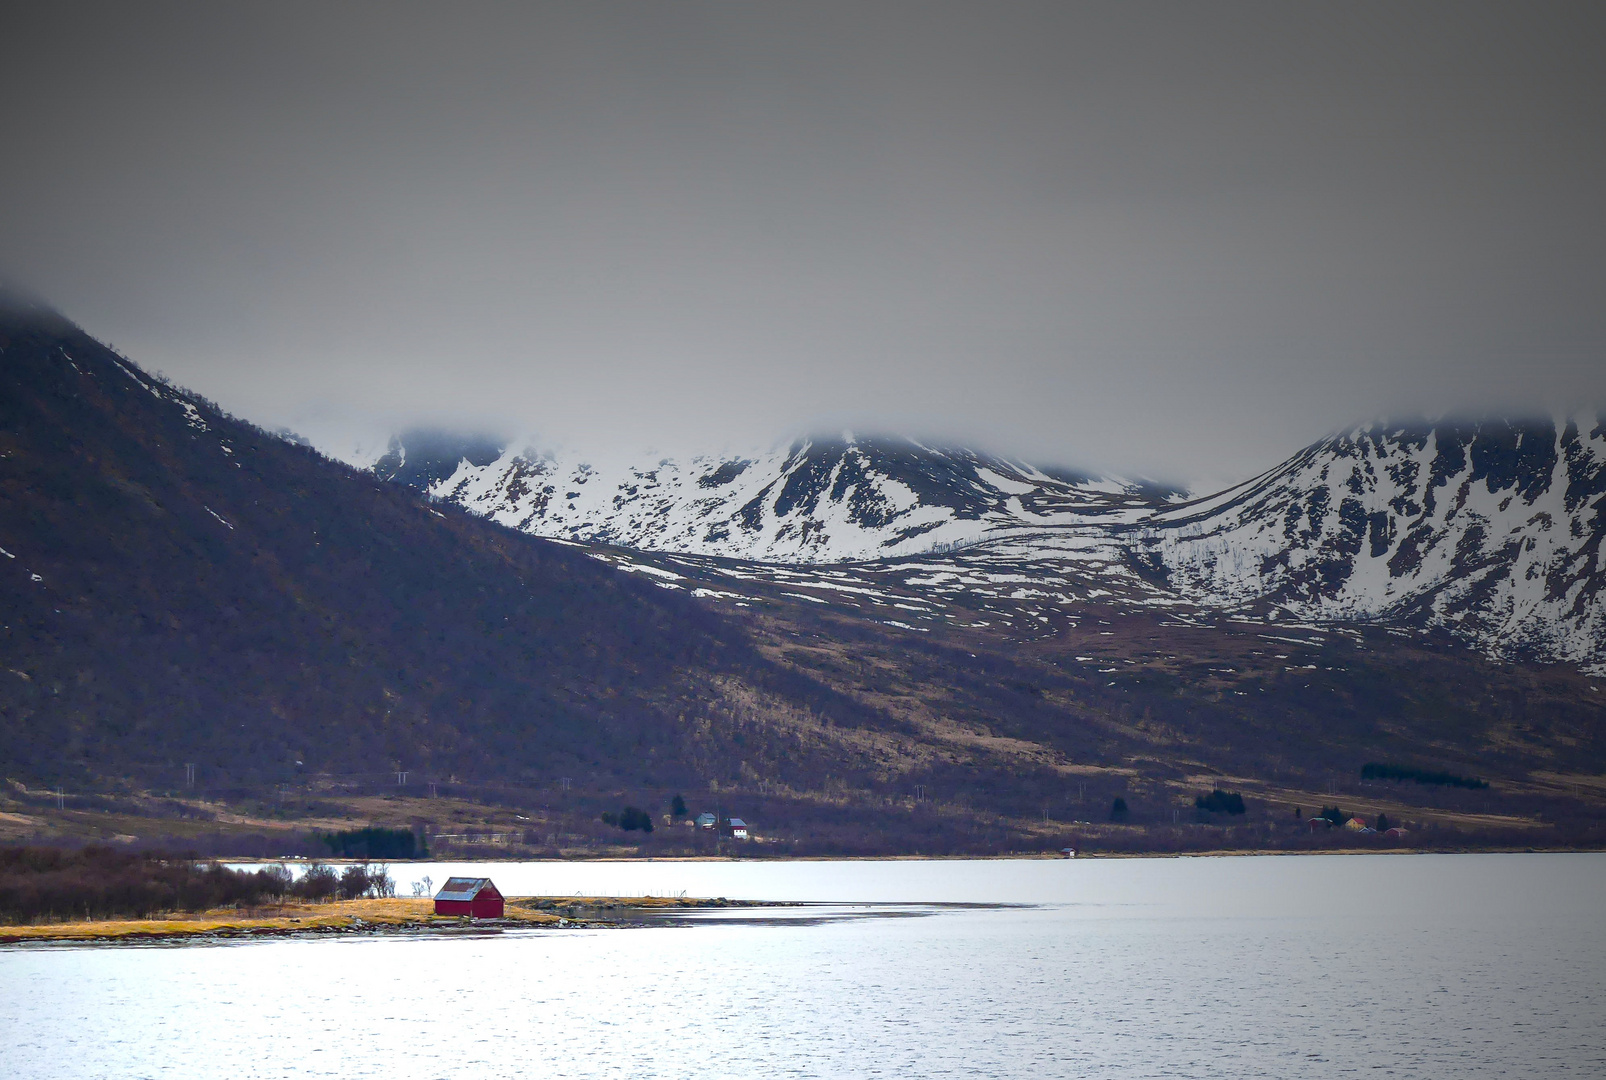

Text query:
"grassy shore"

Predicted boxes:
[[0, 894, 766, 945]]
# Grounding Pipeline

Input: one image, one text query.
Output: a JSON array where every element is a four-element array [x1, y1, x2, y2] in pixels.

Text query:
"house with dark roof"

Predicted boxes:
[[433, 876, 505, 918], [727, 817, 749, 840]]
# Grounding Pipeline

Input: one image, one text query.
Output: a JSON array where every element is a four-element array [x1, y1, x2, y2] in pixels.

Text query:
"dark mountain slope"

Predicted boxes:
[[0, 302, 890, 793]]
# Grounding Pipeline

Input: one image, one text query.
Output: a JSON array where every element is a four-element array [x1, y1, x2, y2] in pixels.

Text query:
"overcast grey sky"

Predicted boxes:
[[3, 2, 1602, 486]]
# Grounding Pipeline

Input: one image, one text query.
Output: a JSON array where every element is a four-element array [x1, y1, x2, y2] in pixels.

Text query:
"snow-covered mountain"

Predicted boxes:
[[1146, 417, 1606, 670], [371, 418, 1606, 673], [374, 433, 1175, 562]]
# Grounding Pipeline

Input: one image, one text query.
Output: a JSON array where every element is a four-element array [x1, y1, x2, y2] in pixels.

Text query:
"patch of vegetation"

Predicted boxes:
[[602, 806, 654, 832], [322, 826, 425, 860], [1109, 796, 1129, 821], [0, 846, 392, 923], [1361, 762, 1489, 789], [1195, 789, 1246, 815], [314, 862, 395, 901]]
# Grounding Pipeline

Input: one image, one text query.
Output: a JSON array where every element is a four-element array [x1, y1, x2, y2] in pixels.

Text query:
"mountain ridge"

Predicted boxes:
[[376, 417, 1606, 674]]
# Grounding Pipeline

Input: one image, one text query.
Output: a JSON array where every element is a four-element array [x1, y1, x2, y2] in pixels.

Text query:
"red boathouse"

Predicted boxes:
[[433, 876, 505, 918]]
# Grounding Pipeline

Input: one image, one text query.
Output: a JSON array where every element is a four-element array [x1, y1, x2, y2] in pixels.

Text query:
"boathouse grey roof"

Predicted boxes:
[[435, 876, 495, 902]]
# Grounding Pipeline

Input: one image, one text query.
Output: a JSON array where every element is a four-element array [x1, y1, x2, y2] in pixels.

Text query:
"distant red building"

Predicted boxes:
[[433, 876, 505, 918]]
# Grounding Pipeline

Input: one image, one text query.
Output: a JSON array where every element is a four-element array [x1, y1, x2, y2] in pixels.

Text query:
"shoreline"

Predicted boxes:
[[8, 849, 1600, 945], [0, 895, 789, 946]]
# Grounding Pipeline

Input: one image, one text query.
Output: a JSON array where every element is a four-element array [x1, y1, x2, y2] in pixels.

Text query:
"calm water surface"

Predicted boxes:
[[3, 853, 1602, 1078]]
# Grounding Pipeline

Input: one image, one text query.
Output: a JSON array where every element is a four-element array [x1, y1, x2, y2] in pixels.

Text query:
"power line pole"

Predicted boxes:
[[185, 763, 195, 788]]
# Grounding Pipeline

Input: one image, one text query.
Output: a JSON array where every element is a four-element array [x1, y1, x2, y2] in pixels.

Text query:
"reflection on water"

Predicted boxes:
[[616, 901, 984, 928], [4, 854, 1603, 1079]]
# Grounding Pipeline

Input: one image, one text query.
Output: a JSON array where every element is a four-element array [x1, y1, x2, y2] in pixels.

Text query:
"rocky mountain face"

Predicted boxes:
[[377, 419, 1606, 674], [1149, 419, 1606, 672]]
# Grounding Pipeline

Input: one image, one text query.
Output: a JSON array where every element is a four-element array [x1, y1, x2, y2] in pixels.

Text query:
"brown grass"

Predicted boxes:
[[0, 892, 795, 943], [0, 896, 567, 943]]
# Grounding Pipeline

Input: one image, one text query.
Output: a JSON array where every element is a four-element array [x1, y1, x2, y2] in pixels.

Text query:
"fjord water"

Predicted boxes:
[[3, 855, 1602, 1078]]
